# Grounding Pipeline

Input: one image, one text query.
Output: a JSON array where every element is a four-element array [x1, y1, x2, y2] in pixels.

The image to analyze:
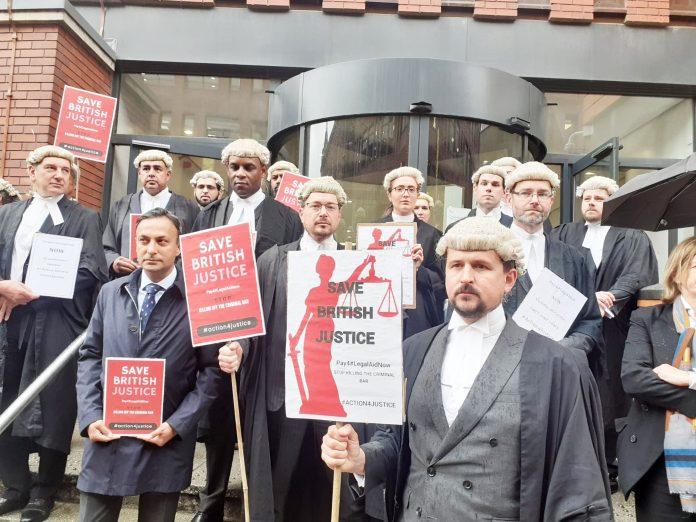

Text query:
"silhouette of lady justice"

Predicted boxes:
[[287, 253, 397, 417]]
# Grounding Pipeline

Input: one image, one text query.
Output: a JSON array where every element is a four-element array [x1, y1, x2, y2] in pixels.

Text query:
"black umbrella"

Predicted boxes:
[[602, 153, 696, 231]]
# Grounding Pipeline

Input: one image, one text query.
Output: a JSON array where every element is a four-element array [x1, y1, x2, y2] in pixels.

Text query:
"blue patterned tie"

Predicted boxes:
[[140, 283, 164, 332]]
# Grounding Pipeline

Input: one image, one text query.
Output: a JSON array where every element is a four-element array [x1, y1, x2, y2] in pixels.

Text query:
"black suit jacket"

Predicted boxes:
[[618, 303, 696, 495]]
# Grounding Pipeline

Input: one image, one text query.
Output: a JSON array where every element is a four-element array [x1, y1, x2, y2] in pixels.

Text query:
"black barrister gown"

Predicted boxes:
[[375, 216, 445, 339], [0, 197, 107, 453], [551, 223, 658, 422], [102, 190, 200, 277]]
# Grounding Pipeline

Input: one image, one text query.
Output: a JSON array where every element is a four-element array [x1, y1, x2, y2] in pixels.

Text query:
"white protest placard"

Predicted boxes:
[[285, 250, 403, 425], [25, 233, 83, 299], [512, 267, 588, 341], [356, 222, 416, 309]]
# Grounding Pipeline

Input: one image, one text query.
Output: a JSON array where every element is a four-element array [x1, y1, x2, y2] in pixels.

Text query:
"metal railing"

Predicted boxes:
[[0, 331, 86, 436]]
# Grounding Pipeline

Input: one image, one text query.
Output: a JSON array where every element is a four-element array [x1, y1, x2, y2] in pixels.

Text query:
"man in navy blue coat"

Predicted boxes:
[[76, 208, 223, 522]]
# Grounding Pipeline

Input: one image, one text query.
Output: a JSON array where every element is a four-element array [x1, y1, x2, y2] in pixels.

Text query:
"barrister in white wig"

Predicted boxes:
[[190, 139, 302, 522], [190, 170, 224, 208], [103, 149, 200, 278], [267, 160, 300, 196], [552, 175, 658, 481], [321, 217, 612, 522], [504, 161, 602, 358]]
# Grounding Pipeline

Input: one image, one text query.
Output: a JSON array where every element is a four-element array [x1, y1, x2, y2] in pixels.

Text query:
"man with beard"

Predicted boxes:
[[218, 177, 359, 521], [190, 139, 302, 522], [190, 170, 224, 209], [267, 160, 300, 197], [0, 145, 107, 521], [504, 161, 601, 357], [103, 150, 200, 279], [377, 167, 445, 338], [552, 175, 658, 485], [320, 218, 612, 522]]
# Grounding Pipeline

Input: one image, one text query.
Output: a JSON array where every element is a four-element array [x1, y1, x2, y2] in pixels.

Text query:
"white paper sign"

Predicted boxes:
[[25, 233, 83, 299], [512, 268, 587, 341], [356, 222, 416, 309], [285, 250, 404, 425]]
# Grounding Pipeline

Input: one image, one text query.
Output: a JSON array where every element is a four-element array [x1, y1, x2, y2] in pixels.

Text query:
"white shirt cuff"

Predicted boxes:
[[353, 473, 366, 488], [689, 370, 696, 390]]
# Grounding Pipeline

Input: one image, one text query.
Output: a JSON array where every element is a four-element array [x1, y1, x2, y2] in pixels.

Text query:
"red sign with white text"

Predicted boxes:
[[128, 213, 142, 261], [274, 172, 309, 213], [54, 86, 117, 163], [179, 223, 265, 346], [104, 358, 165, 436]]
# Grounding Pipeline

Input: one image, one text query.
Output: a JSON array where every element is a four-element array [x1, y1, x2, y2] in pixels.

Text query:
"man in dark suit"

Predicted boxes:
[[504, 161, 601, 357], [552, 175, 658, 483], [321, 217, 612, 521], [190, 139, 302, 522], [103, 149, 200, 279], [218, 176, 356, 521], [376, 166, 445, 338]]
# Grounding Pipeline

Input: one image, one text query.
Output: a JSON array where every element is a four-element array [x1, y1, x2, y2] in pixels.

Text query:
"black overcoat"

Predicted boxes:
[[0, 197, 107, 453]]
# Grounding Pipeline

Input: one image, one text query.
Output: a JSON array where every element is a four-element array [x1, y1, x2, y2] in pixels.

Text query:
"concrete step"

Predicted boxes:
[[0, 424, 243, 521]]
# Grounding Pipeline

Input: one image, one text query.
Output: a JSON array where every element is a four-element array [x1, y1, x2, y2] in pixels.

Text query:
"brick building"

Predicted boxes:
[[1, 0, 695, 265]]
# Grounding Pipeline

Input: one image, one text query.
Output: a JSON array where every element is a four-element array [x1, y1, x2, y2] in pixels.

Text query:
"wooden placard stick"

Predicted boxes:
[[231, 371, 250, 521], [330, 420, 345, 522]]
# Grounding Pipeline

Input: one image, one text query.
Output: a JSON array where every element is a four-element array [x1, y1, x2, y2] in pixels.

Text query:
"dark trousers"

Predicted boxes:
[[0, 345, 67, 501], [79, 491, 180, 522], [634, 456, 696, 521], [197, 377, 236, 521]]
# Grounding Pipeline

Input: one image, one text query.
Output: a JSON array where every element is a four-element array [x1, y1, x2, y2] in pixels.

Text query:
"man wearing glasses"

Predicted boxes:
[[376, 167, 445, 338], [504, 162, 602, 356]]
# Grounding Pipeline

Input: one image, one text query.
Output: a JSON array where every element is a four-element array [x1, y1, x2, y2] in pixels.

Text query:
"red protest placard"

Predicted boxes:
[[128, 213, 142, 261], [54, 86, 117, 163], [274, 172, 309, 213], [179, 223, 265, 346], [104, 358, 165, 436]]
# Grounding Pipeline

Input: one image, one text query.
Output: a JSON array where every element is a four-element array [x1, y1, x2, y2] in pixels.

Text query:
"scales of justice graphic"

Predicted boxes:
[[287, 253, 399, 417]]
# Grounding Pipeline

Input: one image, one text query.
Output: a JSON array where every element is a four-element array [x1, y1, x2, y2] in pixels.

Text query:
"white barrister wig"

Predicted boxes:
[[505, 161, 560, 191], [491, 156, 522, 169], [26, 145, 80, 179], [575, 175, 619, 198], [267, 160, 299, 181], [221, 139, 270, 166], [190, 170, 224, 189], [471, 165, 507, 185], [298, 176, 348, 208], [382, 166, 425, 192], [133, 149, 173, 169], [417, 192, 434, 207], [436, 216, 526, 274]]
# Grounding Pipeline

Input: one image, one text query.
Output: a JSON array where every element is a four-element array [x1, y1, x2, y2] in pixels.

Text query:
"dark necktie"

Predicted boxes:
[[140, 283, 164, 332]]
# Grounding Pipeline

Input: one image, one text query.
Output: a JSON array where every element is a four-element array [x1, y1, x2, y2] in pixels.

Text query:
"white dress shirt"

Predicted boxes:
[[140, 189, 172, 214], [582, 222, 610, 269], [510, 223, 545, 282], [299, 231, 337, 251], [137, 267, 177, 312], [10, 194, 65, 282], [441, 304, 507, 426], [391, 212, 415, 223], [475, 206, 502, 221], [227, 190, 266, 233]]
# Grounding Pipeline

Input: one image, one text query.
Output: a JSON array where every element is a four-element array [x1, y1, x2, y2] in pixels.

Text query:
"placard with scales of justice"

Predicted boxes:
[[285, 250, 404, 425]]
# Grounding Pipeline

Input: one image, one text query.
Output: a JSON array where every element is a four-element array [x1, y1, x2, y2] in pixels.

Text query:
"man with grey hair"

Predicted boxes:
[[190, 170, 224, 208], [217, 176, 356, 521], [190, 139, 302, 522], [504, 161, 601, 357], [377, 166, 445, 338], [321, 217, 611, 522], [552, 175, 658, 483], [103, 149, 199, 278], [267, 160, 299, 196], [0, 145, 108, 521]]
